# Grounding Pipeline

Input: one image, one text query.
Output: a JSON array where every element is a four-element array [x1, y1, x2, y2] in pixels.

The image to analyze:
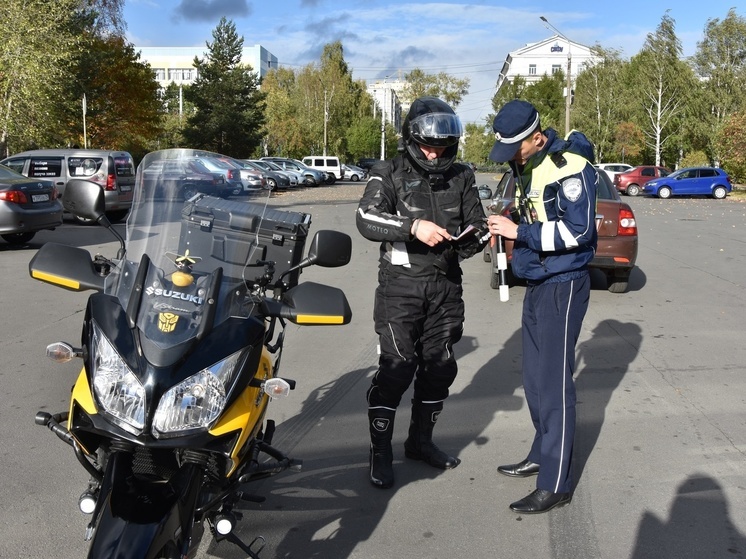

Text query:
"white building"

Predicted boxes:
[[496, 35, 600, 94], [136, 45, 278, 88], [367, 78, 405, 133]]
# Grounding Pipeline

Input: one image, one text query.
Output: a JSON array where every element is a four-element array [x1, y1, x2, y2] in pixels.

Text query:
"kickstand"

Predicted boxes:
[[222, 531, 266, 558]]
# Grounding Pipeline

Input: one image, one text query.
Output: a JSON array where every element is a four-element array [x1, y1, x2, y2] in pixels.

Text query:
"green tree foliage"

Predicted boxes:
[[629, 12, 696, 166], [0, 0, 82, 156], [690, 9, 746, 165], [572, 46, 627, 162], [182, 17, 265, 157], [402, 69, 470, 107], [462, 123, 494, 166], [262, 41, 380, 161], [715, 111, 746, 182], [74, 35, 162, 156]]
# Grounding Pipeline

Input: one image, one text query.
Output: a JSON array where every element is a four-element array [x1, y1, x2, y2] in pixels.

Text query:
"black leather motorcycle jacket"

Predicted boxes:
[[356, 153, 486, 279]]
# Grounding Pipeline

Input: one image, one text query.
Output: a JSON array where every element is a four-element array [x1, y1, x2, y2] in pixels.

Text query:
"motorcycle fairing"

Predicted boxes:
[[86, 452, 204, 559]]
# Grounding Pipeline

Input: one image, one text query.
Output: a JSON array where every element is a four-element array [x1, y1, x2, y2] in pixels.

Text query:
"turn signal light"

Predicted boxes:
[[618, 208, 637, 236]]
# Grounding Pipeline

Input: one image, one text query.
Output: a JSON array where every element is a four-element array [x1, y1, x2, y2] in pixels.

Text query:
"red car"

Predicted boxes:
[[481, 169, 638, 293], [613, 165, 670, 196]]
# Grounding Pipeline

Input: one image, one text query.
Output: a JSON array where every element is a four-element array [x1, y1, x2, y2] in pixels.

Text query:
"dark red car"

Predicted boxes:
[[481, 169, 638, 293], [613, 165, 670, 196]]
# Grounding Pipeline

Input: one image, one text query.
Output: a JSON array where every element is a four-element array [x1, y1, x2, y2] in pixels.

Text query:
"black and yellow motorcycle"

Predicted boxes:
[[30, 149, 352, 558]]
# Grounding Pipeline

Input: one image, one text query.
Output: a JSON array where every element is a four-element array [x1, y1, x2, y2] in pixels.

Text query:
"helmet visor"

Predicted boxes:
[[409, 112, 463, 147]]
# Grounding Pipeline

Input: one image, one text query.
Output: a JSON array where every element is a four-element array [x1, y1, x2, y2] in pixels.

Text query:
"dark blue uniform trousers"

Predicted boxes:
[[522, 273, 590, 494]]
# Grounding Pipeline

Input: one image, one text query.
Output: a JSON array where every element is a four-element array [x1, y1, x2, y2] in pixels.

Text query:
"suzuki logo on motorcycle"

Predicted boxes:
[[145, 286, 204, 305], [158, 312, 179, 332]]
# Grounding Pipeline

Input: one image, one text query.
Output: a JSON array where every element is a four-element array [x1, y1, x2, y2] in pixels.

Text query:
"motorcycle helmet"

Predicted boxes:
[[402, 96, 463, 174]]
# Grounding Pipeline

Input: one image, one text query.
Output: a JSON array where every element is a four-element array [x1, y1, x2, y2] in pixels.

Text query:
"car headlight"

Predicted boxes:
[[91, 323, 146, 434], [152, 350, 243, 438]]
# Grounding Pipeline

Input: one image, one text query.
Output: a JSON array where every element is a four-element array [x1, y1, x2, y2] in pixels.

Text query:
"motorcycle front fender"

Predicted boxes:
[[87, 452, 204, 559]]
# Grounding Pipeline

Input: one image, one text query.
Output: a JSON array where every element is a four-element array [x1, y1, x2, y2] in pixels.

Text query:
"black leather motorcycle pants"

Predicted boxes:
[[367, 272, 464, 409]]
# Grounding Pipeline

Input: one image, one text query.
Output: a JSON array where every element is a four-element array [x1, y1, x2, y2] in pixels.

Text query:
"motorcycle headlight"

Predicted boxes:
[[91, 323, 146, 434], [152, 350, 243, 438]]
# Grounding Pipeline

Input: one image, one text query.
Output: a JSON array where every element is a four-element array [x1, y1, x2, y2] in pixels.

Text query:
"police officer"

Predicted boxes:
[[356, 96, 487, 489], [486, 100, 597, 513]]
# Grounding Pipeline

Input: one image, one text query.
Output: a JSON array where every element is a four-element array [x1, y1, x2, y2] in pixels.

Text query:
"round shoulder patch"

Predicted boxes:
[[562, 177, 583, 202]]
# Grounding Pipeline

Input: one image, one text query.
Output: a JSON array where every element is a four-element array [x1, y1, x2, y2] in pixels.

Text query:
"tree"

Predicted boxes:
[[74, 35, 162, 155], [0, 0, 82, 156], [690, 9, 746, 165], [572, 46, 626, 162], [182, 17, 265, 157], [402, 69, 470, 107], [630, 12, 695, 166], [462, 122, 494, 166], [715, 111, 746, 182]]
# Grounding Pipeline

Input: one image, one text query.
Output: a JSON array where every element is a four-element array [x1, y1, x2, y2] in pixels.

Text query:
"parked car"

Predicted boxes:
[[594, 163, 633, 181], [643, 167, 732, 199], [302, 155, 344, 184], [193, 157, 243, 196], [140, 158, 234, 200], [342, 164, 367, 182], [0, 164, 63, 245], [482, 168, 638, 293], [249, 159, 300, 188], [1, 149, 135, 223], [211, 156, 272, 193], [260, 157, 325, 186], [356, 158, 380, 171], [613, 165, 670, 197]]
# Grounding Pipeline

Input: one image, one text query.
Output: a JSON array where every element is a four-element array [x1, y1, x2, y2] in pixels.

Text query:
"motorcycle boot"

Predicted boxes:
[[369, 408, 396, 489], [404, 401, 461, 469]]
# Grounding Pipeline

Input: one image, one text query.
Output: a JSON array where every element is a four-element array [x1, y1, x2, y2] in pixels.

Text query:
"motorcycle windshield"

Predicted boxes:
[[104, 149, 271, 348]]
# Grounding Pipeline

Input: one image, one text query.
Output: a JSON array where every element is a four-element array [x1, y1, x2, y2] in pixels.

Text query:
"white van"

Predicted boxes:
[[1, 149, 135, 223], [302, 156, 344, 183]]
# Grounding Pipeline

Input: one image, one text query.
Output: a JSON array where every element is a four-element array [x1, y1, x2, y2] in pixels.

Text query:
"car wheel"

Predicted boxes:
[[265, 178, 277, 191], [325, 175, 336, 185], [657, 186, 672, 199], [712, 186, 727, 199], [2, 232, 35, 245], [627, 184, 640, 197], [107, 210, 129, 223], [350, 173, 360, 182], [606, 271, 630, 293]]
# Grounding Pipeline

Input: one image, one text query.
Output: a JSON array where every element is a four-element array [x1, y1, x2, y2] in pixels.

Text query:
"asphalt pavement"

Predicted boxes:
[[1, 174, 744, 559]]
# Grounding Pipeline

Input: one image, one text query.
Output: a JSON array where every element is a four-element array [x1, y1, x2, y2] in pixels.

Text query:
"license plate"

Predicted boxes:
[[32, 194, 50, 202], [120, 184, 132, 192]]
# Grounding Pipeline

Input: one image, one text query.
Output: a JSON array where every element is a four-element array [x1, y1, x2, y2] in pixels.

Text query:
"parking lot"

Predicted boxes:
[[1, 174, 744, 558]]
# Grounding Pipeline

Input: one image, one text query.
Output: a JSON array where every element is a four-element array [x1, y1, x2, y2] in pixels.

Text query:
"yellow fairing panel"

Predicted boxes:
[[295, 314, 346, 324], [70, 368, 97, 417], [31, 270, 81, 290], [210, 351, 272, 477], [68, 368, 97, 455]]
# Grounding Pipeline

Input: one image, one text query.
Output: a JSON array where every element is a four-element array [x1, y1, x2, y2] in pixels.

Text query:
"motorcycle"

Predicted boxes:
[[30, 148, 353, 558]]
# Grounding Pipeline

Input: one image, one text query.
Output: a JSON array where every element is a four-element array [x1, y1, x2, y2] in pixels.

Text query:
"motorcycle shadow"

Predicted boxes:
[[203, 332, 525, 559]]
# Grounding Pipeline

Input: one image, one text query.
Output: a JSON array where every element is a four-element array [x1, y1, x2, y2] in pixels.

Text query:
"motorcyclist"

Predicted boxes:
[[356, 96, 487, 488]]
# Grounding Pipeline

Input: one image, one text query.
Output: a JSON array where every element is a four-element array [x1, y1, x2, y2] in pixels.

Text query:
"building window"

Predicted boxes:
[[182, 69, 192, 81], [529, 64, 537, 75], [155, 69, 166, 81], [552, 64, 562, 74]]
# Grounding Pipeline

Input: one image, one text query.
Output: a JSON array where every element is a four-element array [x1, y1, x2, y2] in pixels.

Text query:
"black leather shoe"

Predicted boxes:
[[497, 459, 540, 477], [509, 489, 571, 514]]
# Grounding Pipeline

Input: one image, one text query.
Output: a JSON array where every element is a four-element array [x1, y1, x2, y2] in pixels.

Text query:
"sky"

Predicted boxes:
[[123, 1, 741, 126]]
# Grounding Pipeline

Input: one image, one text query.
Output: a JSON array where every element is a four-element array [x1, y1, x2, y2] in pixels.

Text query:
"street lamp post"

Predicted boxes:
[[540, 16, 572, 137]]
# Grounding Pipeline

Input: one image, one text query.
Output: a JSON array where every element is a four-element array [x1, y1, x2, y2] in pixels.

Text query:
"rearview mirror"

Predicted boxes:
[[62, 180, 106, 221], [305, 230, 352, 268], [477, 185, 493, 200]]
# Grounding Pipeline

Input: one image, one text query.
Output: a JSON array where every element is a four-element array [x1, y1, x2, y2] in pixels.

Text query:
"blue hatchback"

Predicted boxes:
[[643, 167, 732, 199]]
